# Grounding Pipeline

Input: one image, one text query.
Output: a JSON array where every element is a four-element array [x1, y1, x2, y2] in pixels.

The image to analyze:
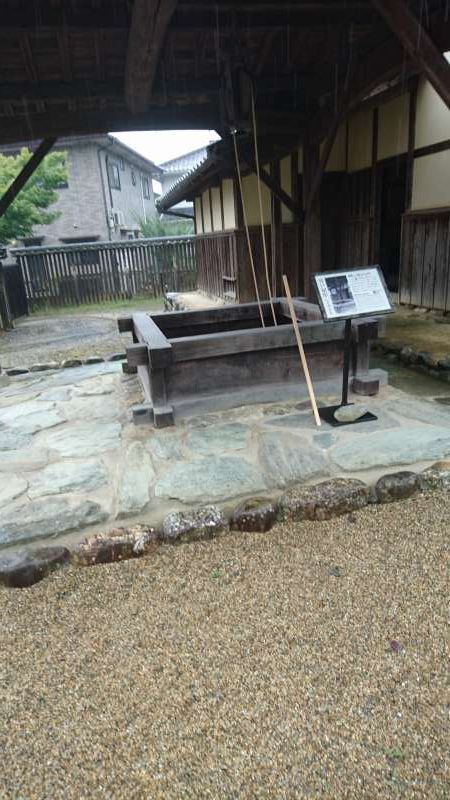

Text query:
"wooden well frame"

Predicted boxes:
[[118, 299, 383, 427]]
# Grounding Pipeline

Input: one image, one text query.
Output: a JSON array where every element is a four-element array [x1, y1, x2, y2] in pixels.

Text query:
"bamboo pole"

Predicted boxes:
[[251, 86, 277, 326], [232, 131, 265, 328], [282, 274, 321, 427]]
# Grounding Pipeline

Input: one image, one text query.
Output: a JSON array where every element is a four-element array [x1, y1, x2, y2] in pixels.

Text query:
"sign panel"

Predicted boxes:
[[313, 266, 394, 321]]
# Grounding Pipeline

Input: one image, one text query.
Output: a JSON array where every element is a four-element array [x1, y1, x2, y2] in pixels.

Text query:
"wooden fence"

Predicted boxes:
[[13, 236, 197, 309]]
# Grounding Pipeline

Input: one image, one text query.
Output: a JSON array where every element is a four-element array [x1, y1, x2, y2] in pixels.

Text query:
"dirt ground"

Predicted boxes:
[[1, 491, 448, 799], [385, 307, 450, 360]]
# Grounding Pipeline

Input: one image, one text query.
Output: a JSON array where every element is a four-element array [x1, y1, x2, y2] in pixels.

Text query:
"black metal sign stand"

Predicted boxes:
[[318, 318, 378, 427]]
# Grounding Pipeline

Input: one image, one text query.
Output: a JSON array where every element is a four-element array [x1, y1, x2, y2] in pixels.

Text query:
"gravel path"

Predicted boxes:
[[1, 491, 448, 799]]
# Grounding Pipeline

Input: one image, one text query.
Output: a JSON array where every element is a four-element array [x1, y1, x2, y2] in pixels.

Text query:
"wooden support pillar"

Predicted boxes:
[[370, 108, 380, 262], [302, 139, 322, 299], [0, 138, 56, 219], [270, 160, 283, 297], [405, 78, 418, 210]]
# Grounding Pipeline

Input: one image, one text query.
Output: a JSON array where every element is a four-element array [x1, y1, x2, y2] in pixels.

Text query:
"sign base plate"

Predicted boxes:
[[319, 403, 378, 427]]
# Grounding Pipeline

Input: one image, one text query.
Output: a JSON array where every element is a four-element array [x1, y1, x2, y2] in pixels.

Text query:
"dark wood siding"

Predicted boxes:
[[399, 208, 450, 311], [196, 223, 302, 302]]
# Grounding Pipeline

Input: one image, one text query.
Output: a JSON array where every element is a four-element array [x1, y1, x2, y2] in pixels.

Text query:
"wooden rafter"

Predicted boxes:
[[125, 0, 178, 113], [371, 0, 450, 110], [0, 138, 56, 219]]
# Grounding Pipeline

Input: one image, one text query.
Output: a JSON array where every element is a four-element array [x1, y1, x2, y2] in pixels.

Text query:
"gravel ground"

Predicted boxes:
[[0, 315, 135, 369], [1, 491, 448, 799]]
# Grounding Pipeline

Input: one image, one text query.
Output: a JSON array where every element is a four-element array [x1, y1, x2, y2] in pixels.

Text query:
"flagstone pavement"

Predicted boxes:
[[1, 361, 450, 550]]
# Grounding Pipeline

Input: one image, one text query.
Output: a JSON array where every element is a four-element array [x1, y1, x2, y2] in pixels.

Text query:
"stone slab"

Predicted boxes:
[[147, 433, 183, 461], [28, 460, 109, 499], [0, 426, 33, 451], [331, 426, 450, 471], [0, 475, 28, 506], [0, 496, 109, 546], [38, 422, 121, 458], [117, 441, 155, 517], [155, 455, 266, 503], [185, 422, 250, 455], [0, 449, 49, 472], [259, 431, 329, 488]]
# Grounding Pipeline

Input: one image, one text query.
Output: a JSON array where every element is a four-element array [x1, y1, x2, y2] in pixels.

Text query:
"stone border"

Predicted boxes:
[[1, 462, 448, 588], [2, 353, 127, 378], [373, 341, 450, 384]]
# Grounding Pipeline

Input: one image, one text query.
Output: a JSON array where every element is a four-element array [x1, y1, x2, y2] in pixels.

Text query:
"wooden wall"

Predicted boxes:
[[196, 223, 301, 303], [399, 208, 450, 311]]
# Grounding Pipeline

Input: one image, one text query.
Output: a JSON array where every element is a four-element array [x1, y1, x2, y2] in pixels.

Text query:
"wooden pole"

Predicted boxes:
[[232, 132, 265, 327], [282, 274, 321, 427], [251, 86, 277, 326]]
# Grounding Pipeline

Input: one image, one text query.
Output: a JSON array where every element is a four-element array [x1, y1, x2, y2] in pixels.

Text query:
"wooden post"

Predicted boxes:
[[270, 160, 283, 297], [302, 138, 322, 300]]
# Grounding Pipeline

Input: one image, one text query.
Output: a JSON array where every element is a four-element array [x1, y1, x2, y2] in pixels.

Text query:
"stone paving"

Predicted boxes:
[[1, 361, 450, 551]]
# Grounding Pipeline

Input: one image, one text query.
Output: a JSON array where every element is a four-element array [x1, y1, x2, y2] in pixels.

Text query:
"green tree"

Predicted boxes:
[[139, 215, 194, 238], [0, 148, 68, 243]]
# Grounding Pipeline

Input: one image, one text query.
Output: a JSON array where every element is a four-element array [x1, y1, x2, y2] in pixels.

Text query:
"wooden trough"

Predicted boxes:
[[118, 299, 384, 427]]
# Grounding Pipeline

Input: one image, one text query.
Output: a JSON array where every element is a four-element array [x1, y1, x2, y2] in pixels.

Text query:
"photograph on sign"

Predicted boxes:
[[313, 266, 394, 321]]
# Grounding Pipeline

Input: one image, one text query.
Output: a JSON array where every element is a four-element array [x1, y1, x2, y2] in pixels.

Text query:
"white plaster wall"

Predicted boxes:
[[211, 186, 223, 231], [378, 94, 409, 160], [222, 179, 236, 230], [242, 173, 271, 226], [348, 110, 373, 172], [194, 197, 203, 233], [324, 123, 347, 171], [202, 190, 212, 233], [411, 151, 450, 209], [415, 75, 450, 149]]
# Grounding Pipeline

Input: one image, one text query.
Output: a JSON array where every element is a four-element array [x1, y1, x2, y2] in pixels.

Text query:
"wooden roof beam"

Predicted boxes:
[[0, 138, 56, 219], [125, 0, 178, 114], [371, 0, 450, 110]]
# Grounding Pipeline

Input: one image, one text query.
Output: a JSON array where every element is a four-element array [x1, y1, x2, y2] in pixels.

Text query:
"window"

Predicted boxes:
[[108, 161, 121, 190], [142, 176, 150, 199], [131, 170, 136, 186], [119, 157, 125, 170]]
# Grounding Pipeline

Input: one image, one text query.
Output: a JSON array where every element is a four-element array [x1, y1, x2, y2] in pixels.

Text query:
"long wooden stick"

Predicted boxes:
[[282, 274, 321, 427], [232, 131, 265, 328], [251, 86, 277, 326]]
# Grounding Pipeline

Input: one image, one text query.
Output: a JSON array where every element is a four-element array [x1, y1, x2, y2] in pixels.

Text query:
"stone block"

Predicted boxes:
[[72, 525, 158, 566], [162, 506, 229, 543], [373, 471, 420, 504], [279, 478, 369, 521], [0, 546, 70, 588], [231, 498, 278, 532]]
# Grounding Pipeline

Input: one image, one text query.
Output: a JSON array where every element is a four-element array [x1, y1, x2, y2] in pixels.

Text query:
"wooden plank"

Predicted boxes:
[[372, 0, 450, 110], [421, 218, 438, 308], [152, 299, 280, 331], [125, 0, 178, 113], [433, 215, 450, 311], [170, 319, 348, 363], [126, 343, 148, 367], [133, 311, 172, 368]]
